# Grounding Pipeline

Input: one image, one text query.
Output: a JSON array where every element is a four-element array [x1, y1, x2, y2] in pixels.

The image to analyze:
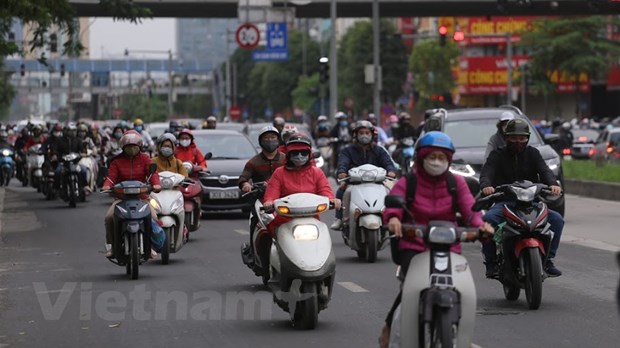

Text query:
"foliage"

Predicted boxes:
[[292, 73, 320, 111], [563, 159, 620, 183], [174, 95, 212, 118], [0, 58, 16, 119], [338, 20, 408, 114], [120, 94, 168, 123], [409, 39, 459, 110]]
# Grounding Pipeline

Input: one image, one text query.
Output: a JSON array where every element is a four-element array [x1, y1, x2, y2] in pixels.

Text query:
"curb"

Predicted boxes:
[[0, 187, 4, 245], [564, 178, 620, 202]]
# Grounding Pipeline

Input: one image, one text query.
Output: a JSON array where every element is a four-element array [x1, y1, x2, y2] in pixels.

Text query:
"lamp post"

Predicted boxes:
[[124, 48, 175, 117]]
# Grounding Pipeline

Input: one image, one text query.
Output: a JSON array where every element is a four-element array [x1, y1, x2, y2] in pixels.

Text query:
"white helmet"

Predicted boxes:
[[500, 111, 516, 122]]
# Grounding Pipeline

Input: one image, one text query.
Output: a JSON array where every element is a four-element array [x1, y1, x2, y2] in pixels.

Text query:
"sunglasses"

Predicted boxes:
[[289, 150, 309, 157]]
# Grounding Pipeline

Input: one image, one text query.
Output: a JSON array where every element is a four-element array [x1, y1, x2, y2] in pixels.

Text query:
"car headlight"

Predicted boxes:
[[544, 158, 560, 172], [293, 225, 319, 240], [449, 163, 475, 177], [149, 198, 161, 213]]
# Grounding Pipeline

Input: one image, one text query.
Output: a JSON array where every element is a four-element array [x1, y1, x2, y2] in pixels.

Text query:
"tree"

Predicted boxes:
[[0, 58, 16, 119], [520, 16, 620, 116], [120, 94, 168, 123], [292, 73, 320, 112], [409, 39, 459, 110], [338, 20, 408, 115]]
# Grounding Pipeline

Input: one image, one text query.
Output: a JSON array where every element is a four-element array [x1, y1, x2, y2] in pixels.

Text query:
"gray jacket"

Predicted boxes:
[[484, 131, 505, 162]]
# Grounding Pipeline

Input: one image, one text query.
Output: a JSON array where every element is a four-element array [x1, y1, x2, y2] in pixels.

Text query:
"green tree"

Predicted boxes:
[[292, 73, 320, 111], [0, 58, 16, 119], [338, 20, 408, 115], [520, 16, 620, 116], [120, 94, 168, 123], [174, 95, 212, 118], [409, 39, 459, 110]]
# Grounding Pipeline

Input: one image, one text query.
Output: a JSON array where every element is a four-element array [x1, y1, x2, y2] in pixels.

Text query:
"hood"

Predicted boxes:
[[206, 159, 247, 176], [533, 144, 559, 161], [453, 147, 486, 166]]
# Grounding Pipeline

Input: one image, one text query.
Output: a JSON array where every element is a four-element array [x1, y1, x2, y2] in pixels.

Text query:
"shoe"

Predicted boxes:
[[105, 244, 113, 258], [330, 219, 342, 230], [484, 261, 498, 278], [378, 324, 390, 348], [545, 259, 562, 277]]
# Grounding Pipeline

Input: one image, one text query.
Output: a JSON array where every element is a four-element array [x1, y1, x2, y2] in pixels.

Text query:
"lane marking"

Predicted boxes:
[[35, 289, 73, 294], [337, 281, 369, 293], [234, 229, 249, 236], [562, 234, 620, 252], [471, 344, 483, 348]]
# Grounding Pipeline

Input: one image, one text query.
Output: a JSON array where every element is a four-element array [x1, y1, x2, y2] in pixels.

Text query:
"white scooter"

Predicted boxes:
[[149, 171, 187, 264], [26, 144, 45, 192], [338, 164, 391, 263], [384, 195, 479, 348], [258, 193, 336, 330], [79, 149, 99, 197]]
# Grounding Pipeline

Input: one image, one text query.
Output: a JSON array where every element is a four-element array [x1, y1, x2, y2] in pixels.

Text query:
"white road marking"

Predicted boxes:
[[35, 289, 73, 294], [562, 234, 620, 252], [337, 281, 369, 293], [471, 344, 483, 348], [234, 229, 249, 236]]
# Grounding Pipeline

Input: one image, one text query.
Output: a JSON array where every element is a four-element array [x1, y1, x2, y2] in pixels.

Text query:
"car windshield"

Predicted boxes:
[[444, 117, 541, 148], [193, 133, 257, 160], [148, 124, 169, 139], [572, 129, 599, 142]]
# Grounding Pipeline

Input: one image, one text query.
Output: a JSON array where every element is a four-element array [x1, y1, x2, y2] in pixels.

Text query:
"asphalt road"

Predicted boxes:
[[0, 184, 619, 348]]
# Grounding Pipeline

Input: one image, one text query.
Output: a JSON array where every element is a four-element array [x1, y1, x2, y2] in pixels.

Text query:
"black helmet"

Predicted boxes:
[[504, 119, 530, 137], [285, 133, 312, 148], [353, 120, 374, 135]]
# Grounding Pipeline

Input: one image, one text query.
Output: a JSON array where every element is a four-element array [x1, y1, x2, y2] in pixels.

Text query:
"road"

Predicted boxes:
[[0, 184, 619, 348]]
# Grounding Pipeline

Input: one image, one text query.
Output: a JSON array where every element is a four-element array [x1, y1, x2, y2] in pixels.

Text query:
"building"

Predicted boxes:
[[176, 19, 238, 66]]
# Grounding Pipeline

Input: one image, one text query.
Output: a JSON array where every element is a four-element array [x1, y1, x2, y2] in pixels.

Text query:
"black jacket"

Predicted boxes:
[[479, 145, 556, 189]]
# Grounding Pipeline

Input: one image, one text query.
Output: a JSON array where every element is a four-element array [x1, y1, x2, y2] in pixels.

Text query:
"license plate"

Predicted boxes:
[[209, 191, 239, 199]]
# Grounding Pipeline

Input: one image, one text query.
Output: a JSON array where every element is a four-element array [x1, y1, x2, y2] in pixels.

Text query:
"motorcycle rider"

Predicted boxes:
[[152, 133, 188, 177], [313, 115, 331, 139], [484, 111, 516, 161], [239, 126, 287, 263], [133, 118, 155, 152], [479, 119, 564, 277], [331, 120, 397, 230], [175, 129, 207, 168], [262, 134, 341, 234], [378, 131, 494, 348], [272, 116, 286, 137], [276, 124, 298, 154], [23, 125, 47, 151], [0, 131, 12, 150], [51, 123, 87, 192], [203, 116, 217, 129], [557, 122, 574, 155], [102, 130, 161, 258], [393, 112, 417, 143], [368, 113, 389, 145], [14, 127, 30, 181], [330, 112, 352, 173]]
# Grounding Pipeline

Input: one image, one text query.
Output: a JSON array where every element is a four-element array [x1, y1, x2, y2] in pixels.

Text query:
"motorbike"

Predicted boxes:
[[0, 147, 15, 186], [337, 164, 392, 262], [79, 149, 99, 196], [316, 137, 337, 177], [472, 180, 559, 310], [58, 152, 84, 207], [41, 159, 56, 200], [182, 160, 210, 235], [149, 170, 187, 264], [103, 164, 157, 280], [243, 192, 336, 330], [384, 195, 480, 348], [26, 145, 45, 192]]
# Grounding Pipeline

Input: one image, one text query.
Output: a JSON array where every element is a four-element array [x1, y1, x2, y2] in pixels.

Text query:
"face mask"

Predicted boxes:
[[114, 132, 122, 140], [260, 139, 279, 153], [77, 132, 86, 139], [53, 131, 63, 138], [507, 141, 527, 155], [159, 146, 173, 158], [339, 121, 348, 127], [357, 134, 372, 145], [391, 124, 399, 129], [290, 153, 309, 167], [135, 126, 143, 132], [423, 158, 449, 176], [180, 139, 191, 147], [123, 146, 140, 157]]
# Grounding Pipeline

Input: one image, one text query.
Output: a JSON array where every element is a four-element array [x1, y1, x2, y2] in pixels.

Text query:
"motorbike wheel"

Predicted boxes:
[[130, 233, 140, 280], [364, 228, 379, 263], [68, 181, 77, 208], [503, 283, 520, 301], [293, 282, 319, 330], [433, 307, 456, 348], [3, 168, 10, 186], [22, 174, 28, 187], [161, 227, 171, 265], [523, 248, 543, 310]]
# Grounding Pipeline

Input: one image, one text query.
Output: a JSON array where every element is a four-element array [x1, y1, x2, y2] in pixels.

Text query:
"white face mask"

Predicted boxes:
[[179, 139, 191, 147], [423, 158, 449, 176]]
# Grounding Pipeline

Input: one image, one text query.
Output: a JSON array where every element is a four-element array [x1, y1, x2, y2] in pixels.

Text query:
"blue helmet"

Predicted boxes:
[[416, 131, 455, 153]]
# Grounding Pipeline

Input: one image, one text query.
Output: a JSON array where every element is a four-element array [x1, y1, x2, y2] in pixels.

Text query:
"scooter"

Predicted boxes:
[[181, 161, 210, 235], [149, 170, 187, 265], [473, 180, 559, 310], [79, 149, 99, 197], [0, 147, 15, 186], [58, 152, 84, 208], [249, 192, 336, 330], [316, 137, 337, 176], [26, 144, 45, 192], [384, 195, 481, 348], [338, 164, 391, 262]]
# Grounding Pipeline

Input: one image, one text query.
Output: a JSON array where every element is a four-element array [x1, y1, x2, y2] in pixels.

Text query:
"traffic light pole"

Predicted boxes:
[[329, 0, 338, 122]]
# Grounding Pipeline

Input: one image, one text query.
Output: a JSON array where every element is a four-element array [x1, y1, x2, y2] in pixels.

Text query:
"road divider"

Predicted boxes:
[[564, 178, 620, 202]]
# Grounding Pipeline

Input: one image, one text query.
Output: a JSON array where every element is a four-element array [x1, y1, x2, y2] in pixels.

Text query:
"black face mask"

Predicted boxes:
[[507, 141, 527, 155], [260, 139, 279, 153]]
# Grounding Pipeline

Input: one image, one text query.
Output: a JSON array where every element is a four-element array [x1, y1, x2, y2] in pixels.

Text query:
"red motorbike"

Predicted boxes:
[[181, 162, 210, 237]]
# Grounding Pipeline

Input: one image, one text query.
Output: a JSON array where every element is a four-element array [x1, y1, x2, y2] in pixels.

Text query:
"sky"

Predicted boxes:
[[89, 18, 176, 59]]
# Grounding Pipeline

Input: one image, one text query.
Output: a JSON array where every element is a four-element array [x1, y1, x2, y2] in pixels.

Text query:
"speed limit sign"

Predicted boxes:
[[236, 23, 260, 49]]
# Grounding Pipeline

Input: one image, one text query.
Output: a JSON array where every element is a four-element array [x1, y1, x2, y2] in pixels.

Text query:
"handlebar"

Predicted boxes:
[[386, 223, 489, 243]]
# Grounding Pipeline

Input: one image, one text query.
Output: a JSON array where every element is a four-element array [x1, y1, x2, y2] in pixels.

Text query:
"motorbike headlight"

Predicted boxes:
[[449, 163, 475, 177], [293, 225, 319, 240], [511, 186, 537, 202], [361, 169, 378, 182], [1, 149, 10, 156], [544, 158, 560, 172], [149, 198, 161, 213], [160, 177, 174, 190], [428, 226, 457, 244]]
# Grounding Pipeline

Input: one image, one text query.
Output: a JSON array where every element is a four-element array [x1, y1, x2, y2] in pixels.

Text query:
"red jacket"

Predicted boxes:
[[24, 135, 48, 151], [105, 152, 160, 187], [176, 143, 207, 168]]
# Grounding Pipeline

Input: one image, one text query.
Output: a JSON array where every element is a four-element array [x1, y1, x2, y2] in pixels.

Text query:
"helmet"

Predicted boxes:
[[353, 120, 374, 134], [273, 117, 285, 127], [540, 120, 548, 127], [335, 111, 347, 120], [66, 122, 77, 131], [178, 128, 193, 140], [389, 115, 399, 124], [258, 125, 279, 141], [133, 118, 144, 126], [77, 123, 89, 132], [317, 115, 328, 123], [562, 122, 571, 130], [119, 130, 143, 148], [207, 116, 217, 122], [32, 125, 42, 137], [118, 120, 130, 131], [399, 112, 412, 122], [415, 131, 455, 153], [52, 123, 63, 132], [504, 119, 531, 137], [285, 133, 312, 151], [281, 124, 298, 142], [499, 111, 516, 122], [157, 133, 177, 147]]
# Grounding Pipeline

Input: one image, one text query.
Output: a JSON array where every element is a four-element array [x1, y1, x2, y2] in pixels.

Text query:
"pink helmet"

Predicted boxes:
[[119, 130, 143, 148], [389, 115, 399, 124]]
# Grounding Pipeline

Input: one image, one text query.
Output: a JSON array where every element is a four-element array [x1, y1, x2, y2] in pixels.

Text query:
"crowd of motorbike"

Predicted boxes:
[[0, 112, 569, 348]]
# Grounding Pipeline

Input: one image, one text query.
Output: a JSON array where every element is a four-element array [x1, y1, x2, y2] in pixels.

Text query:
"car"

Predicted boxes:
[[590, 127, 620, 162], [429, 106, 566, 216], [191, 129, 258, 212], [570, 128, 599, 160], [146, 122, 170, 139], [217, 122, 246, 133]]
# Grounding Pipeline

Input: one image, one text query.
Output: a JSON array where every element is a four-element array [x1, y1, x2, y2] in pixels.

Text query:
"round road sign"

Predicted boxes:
[[236, 23, 260, 49]]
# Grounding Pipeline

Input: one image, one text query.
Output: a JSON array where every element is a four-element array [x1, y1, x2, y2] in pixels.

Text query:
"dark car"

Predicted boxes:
[[431, 106, 565, 216], [570, 128, 599, 160], [192, 130, 258, 212]]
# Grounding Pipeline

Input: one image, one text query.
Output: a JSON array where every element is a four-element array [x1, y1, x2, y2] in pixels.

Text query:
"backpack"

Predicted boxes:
[[390, 171, 459, 265]]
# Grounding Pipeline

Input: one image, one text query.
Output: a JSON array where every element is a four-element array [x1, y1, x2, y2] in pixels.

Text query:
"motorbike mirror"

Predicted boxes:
[[148, 163, 157, 174], [313, 150, 321, 159], [384, 195, 405, 208], [204, 152, 213, 160]]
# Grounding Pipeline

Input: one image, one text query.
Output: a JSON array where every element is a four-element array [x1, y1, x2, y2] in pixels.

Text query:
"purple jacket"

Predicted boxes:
[[383, 169, 483, 253]]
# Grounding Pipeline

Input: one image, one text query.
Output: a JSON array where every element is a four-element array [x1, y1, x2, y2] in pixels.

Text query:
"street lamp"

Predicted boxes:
[[124, 48, 175, 117]]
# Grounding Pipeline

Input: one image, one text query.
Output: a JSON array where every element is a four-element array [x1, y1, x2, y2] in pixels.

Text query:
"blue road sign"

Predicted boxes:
[[252, 50, 288, 62], [267, 23, 287, 50]]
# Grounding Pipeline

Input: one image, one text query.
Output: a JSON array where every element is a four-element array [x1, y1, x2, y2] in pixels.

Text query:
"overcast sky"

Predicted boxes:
[[89, 18, 176, 59]]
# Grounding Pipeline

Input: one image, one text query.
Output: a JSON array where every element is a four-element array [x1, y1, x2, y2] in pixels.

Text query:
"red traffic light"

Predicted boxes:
[[453, 31, 465, 41], [438, 26, 448, 35]]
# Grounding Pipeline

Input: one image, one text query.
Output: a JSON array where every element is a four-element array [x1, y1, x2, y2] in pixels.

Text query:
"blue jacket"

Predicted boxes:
[[337, 143, 396, 175]]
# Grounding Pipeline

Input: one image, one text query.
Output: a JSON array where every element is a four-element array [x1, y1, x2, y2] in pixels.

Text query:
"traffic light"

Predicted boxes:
[[49, 33, 58, 53], [438, 26, 448, 46], [319, 57, 329, 84], [60, 64, 65, 77], [20, 63, 25, 77]]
